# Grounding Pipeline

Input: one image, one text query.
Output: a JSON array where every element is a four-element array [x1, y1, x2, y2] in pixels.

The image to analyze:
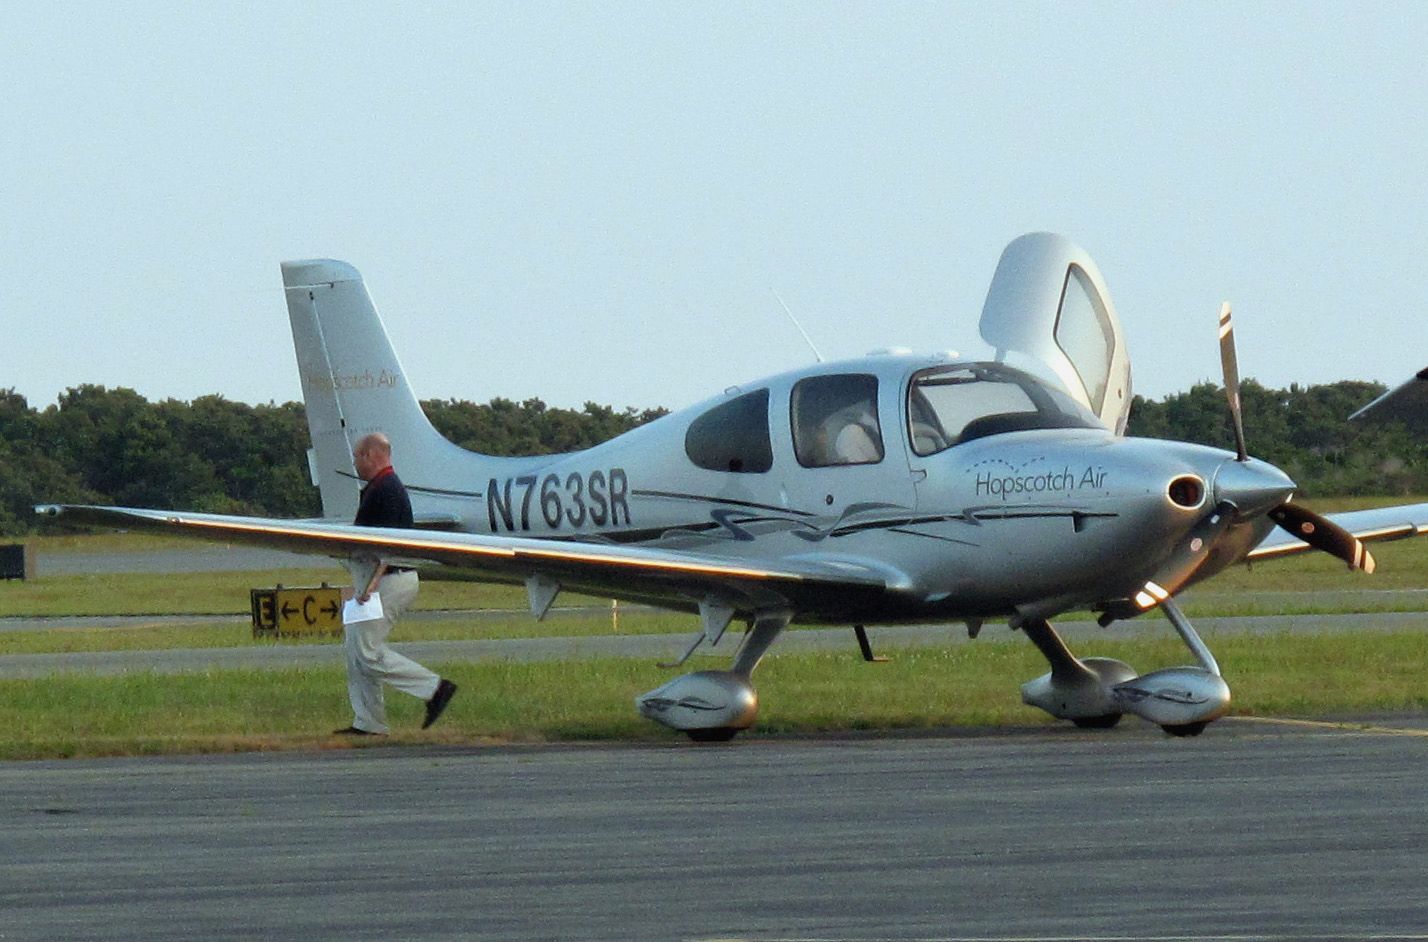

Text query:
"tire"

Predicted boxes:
[[1161, 721, 1209, 738], [686, 727, 741, 743]]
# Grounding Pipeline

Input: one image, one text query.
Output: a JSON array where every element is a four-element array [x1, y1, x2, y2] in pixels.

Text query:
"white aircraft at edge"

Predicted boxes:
[[40, 233, 1428, 740]]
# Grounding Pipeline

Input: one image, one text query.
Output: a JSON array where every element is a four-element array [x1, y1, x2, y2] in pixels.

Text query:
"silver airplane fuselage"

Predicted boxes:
[[401, 352, 1285, 626]]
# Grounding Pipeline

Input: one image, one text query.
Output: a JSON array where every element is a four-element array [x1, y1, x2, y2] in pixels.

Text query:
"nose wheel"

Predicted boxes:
[[1072, 713, 1123, 729], [686, 727, 742, 743], [1162, 721, 1209, 738], [1019, 598, 1230, 733]]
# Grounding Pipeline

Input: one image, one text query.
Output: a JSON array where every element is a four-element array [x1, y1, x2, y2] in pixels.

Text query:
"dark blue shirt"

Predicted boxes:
[[354, 467, 413, 529]]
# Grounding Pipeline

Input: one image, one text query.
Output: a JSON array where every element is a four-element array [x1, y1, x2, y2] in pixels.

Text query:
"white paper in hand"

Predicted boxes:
[[342, 592, 384, 625]]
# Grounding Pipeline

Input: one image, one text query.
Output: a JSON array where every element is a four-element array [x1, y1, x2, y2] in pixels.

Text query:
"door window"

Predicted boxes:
[[791, 374, 884, 467]]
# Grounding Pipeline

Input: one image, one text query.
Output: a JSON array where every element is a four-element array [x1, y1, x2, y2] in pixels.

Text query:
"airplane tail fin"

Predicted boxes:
[[281, 260, 523, 523]]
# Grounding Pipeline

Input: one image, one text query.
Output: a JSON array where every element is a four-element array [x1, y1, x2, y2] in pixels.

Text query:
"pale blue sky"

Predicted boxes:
[[3, 3, 1425, 415]]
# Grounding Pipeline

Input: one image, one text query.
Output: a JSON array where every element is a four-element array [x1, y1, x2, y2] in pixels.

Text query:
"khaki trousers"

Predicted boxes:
[[342, 568, 439, 733]]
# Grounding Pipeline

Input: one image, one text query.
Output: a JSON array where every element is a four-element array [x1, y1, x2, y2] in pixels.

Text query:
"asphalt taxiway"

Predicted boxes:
[[11, 545, 1428, 940], [3, 720, 1428, 941]]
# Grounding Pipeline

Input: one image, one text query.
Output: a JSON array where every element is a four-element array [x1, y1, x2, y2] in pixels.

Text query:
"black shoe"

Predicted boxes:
[[423, 679, 458, 729], [332, 725, 381, 736]]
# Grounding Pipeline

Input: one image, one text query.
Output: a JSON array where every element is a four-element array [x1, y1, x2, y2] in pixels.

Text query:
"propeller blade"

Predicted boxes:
[[1214, 306, 1365, 569], [1145, 500, 1239, 598], [1218, 302, 1249, 462], [1268, 502, 1376, 573], [1099, 501, 1237, 623]]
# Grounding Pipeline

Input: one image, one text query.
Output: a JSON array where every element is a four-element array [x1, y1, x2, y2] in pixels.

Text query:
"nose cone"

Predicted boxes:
[[1213, 458, 1295, 517]]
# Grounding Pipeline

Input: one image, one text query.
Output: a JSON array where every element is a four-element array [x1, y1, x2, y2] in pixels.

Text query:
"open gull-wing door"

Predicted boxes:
[[979, 233, 1133, 433]]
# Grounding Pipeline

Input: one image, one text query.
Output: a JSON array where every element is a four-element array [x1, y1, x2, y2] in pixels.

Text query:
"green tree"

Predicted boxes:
[[422, 397, 667, 456], [11, 372, 1422, 539], [1128, 378, 1427, 497]]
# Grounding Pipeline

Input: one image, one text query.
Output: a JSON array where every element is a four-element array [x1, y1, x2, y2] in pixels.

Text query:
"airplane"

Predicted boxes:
[[38, 233, 1428, 741]]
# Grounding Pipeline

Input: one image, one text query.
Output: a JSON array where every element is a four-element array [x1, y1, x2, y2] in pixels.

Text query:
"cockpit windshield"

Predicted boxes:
[[906, 362, 1104, 456]]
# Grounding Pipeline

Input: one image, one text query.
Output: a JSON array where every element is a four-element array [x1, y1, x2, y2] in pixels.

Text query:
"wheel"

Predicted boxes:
[[1161, 721, 1209, 738], [686, 727, 741, 743], [1072, 713, 1123, 729]]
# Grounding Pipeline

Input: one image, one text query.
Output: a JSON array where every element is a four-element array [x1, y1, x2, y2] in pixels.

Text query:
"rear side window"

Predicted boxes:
[[791, 374, 884, 467], [685, 389, 773, 473]]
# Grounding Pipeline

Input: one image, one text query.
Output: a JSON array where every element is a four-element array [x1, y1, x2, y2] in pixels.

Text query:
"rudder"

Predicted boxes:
[[282, 259, 500, 522]]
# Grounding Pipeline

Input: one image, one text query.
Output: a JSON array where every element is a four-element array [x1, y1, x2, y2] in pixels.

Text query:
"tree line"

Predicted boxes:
[[1, 386, 666, 534], [0, 378, 1419, 534], [1125, 379, 1423, 497]]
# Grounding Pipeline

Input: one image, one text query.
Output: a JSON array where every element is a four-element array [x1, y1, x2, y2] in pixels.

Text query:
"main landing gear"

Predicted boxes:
[[1018, 598, 1230, 736], [634, 610, 790, 742]]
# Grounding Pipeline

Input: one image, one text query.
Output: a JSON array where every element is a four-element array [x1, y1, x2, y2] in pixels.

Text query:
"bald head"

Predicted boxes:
[[353, 433, 393, 481]]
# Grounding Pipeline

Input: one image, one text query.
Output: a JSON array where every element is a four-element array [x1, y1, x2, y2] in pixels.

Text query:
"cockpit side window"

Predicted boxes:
[[791, 374, 884, 468], [1054, 264, 1117, 414], [907, 363, 1101, 456], [685, 388, 773, 473]]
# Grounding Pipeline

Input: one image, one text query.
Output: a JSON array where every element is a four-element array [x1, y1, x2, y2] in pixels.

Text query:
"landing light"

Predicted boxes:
[[1134, 581, 1170, 610]]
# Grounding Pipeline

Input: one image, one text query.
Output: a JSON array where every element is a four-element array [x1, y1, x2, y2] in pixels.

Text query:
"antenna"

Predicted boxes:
[[771, 289, 824, 363]]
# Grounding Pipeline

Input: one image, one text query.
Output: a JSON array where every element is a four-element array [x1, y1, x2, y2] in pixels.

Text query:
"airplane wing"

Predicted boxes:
[[1348, 366, 1428, 432], [35, 504, 893, 618], [1246, 501, 1428, 562]]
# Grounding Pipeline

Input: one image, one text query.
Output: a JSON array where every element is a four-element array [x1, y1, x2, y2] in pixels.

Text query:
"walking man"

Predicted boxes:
[[334, 432, 457, 735]]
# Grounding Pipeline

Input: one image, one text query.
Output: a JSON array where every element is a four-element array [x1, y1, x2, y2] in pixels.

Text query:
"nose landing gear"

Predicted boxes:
[[1019, 597, 1230, 735]]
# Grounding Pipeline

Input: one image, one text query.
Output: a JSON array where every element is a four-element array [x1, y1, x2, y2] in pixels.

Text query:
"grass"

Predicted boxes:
[[4, 631, 1428, 760], [2, 515, 1427, 661], [3, 501, 1428, 760], [4, 558, 1424, 627], [0, 567, 597, 617], [7, 500, 1428, 621], [0, 609, 692, 655], [1195, 530, 1428, 592]]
